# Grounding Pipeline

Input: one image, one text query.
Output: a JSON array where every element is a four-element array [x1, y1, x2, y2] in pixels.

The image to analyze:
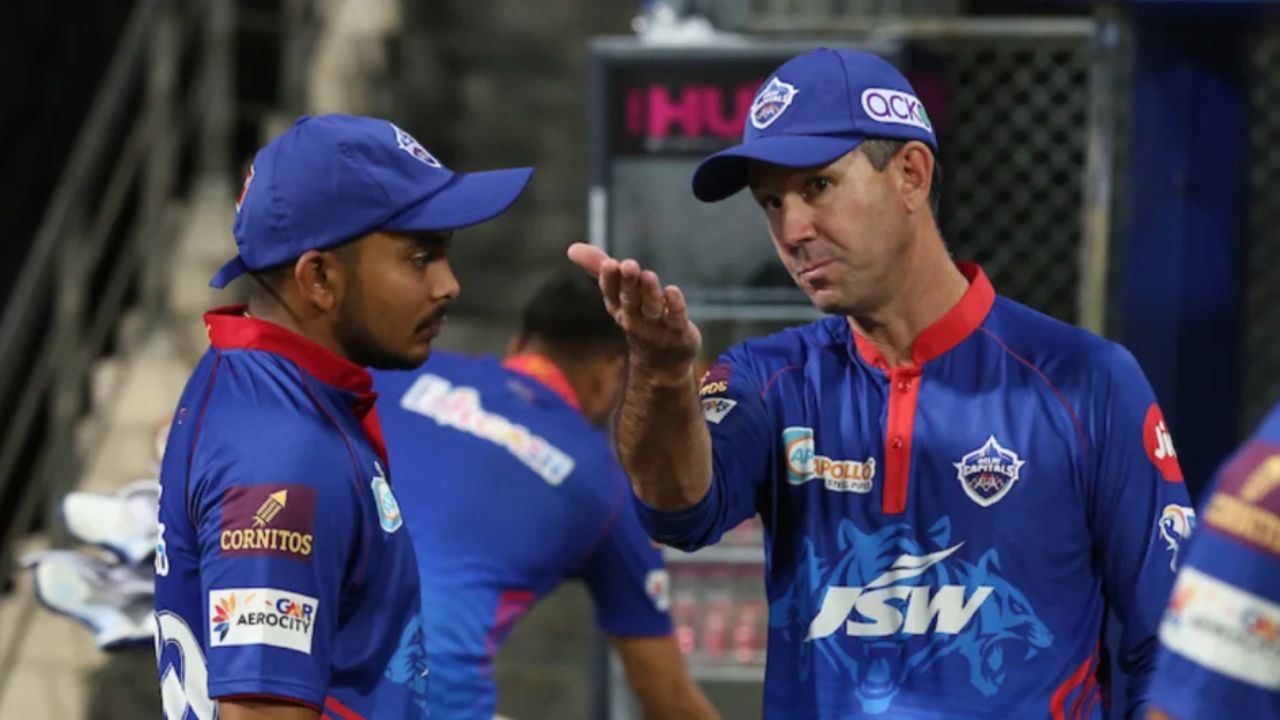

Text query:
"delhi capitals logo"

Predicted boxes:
[[954, 437, 1025, 507], [750, 77, 799, 130], [390, 122, 443, 168]]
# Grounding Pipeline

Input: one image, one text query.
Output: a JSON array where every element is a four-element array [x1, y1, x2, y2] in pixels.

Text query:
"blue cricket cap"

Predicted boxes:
[[692, 48, 937, 203], [211, 113, 533, 288]]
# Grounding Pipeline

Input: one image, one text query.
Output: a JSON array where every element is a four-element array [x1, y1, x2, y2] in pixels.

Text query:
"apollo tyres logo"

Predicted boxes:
[[219, 484, 316, 560], [861, 88, 932, 133], [783, 426, 875, 493]]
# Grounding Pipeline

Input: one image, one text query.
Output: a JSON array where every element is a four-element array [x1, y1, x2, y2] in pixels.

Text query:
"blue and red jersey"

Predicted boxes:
[[1150, 402, 1280, 719], [374, 351, 672, 720], [154, 307, 426, 720], [636, 263, 1192, 719]]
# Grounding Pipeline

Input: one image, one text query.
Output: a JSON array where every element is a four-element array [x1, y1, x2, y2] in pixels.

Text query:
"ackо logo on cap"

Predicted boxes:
[[391, 122, 443, 168], [861, 88, 932, 133], [750, 77, 800, 130]]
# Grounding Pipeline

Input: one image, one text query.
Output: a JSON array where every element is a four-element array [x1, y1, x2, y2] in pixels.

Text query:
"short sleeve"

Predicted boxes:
[[192, 439, 362, 707], [579, 461, 673, 637]]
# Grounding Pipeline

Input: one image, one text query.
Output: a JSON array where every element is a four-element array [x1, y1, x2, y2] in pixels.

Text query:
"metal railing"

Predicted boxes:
[[0, 0, 236, 694]]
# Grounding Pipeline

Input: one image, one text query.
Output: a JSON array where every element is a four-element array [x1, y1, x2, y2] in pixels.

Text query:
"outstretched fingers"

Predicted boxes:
[[662, 284, 689, 330], [638, 270, 665, 320]]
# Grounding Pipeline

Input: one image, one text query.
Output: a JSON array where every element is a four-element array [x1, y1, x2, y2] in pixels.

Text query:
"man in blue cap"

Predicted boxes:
[[154, 114, 531, 720], [570, 49, 1189, 718]]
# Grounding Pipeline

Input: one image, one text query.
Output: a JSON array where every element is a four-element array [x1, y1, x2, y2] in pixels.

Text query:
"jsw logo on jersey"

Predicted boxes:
[[771, 518, 1052, 715], [807, 543, 991, 639]]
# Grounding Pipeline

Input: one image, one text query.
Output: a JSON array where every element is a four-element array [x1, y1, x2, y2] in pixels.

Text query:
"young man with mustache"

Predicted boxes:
[[154, 114, 531, 720]]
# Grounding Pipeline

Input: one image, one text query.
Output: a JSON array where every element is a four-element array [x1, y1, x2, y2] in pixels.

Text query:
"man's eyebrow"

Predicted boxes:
[[406, 232, 452, 249]]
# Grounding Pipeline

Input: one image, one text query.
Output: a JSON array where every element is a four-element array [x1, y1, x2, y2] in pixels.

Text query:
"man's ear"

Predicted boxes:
[[292, 249, 345, 313], [896, 141, 935, 215]]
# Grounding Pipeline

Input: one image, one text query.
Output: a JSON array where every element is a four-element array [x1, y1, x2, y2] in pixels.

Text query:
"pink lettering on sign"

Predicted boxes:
[[625, 83, 759, 140], [648, 85, 701, 138]]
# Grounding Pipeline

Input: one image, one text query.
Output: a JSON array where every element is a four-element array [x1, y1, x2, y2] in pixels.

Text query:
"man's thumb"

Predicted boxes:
[[566, 243, 609, 276]]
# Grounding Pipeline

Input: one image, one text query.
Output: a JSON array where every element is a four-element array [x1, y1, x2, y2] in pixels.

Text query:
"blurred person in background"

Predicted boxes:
[[154, 113, 531, 720], [373, 271, 720, 720], [1147, 401, 1280, 720], [569, 47, 1192, 718]]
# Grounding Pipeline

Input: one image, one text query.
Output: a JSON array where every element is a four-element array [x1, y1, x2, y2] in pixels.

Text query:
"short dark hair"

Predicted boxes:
[[246, 261, 293, 302], [858, 139, 942, 217], [519, 271, 626, 357], [245, 241, 360, 301]]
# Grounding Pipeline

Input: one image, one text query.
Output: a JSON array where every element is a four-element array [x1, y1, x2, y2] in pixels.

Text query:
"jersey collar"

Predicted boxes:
[[204, 305, 373, 396], [850, 262, 995, 369], [502, 353, 582, 412]]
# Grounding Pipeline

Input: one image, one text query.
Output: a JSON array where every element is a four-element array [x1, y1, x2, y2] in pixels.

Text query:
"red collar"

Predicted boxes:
[[851, 262, 995, 369], [502, 353, 582, 412], [204, 305, 374, 397]]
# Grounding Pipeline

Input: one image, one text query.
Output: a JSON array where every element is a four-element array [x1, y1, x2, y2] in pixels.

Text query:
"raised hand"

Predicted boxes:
[[566, 243, 702, 375]]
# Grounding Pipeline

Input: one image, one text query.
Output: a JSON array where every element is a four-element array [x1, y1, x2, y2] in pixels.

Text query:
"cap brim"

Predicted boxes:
[[383, 166, 534, 233], [209, 255, 248, 289], [692, 135, 864, 202]]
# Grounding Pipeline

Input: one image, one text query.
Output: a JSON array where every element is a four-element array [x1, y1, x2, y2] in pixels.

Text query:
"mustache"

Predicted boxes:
[[415, 306, 449, 333]]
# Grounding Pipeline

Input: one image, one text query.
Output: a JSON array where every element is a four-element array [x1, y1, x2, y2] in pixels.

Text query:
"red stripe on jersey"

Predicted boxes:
[[1050, 643, 1101, 720], [324, 695, 367, 720], [849, 263, 995, 514], [218, 693, 321, 713], [882, 367, 922, 515]]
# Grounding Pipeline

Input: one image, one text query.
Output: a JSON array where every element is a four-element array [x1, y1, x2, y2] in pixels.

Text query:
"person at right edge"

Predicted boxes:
[[568, 48, 1192, 719], [1146, 401, 1280, 720]]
